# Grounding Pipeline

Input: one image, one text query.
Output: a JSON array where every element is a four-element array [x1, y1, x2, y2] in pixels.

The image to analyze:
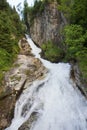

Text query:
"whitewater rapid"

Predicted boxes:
[[5, 36, 87, 130]]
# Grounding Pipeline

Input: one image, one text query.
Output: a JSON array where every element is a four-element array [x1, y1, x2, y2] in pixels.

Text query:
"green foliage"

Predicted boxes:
[[58, 0, 87, 28], [62, 24, 87, 82], [28, 0, 46, 23], [23, 0, 30, 28], [23, 0, 57, 26], [41, 41, 64, 62], [0, 0, 10, 11], [77, 50, 87, 82], [63, 24, 87, 58], [58, 0, 87, 81], [0, 48, 12, 83], [58, 0, 73, 21], [71, 0, 87, 29], [0, 49, 11, 69], [0, 0, 25, 84], [64, 25, 85, 48]]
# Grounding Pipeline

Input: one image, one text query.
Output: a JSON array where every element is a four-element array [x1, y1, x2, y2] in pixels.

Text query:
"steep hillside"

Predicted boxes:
[[0, 0, 25, 85]]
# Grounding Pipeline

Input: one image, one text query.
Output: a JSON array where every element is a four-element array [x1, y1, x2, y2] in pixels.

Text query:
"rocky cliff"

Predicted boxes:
[[29, 1, 67, 47], [0, 38, 47, 129]]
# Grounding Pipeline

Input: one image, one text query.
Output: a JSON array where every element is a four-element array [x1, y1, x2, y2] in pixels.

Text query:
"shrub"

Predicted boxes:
[[62, 24, 87, 82], [41, 41, 64, 62]]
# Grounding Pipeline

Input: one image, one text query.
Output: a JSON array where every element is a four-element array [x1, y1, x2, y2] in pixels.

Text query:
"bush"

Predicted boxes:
[[63, 24, 87, 58], [41, 41, 64, 62], [62, 24, 87, 82]]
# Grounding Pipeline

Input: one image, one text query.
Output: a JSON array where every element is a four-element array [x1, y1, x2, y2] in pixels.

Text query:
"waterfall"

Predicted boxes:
[[5, 36, 87, 130]]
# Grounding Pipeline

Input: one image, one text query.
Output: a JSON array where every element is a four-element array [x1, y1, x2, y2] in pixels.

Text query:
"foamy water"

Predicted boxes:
[[5, 36, 87, 130]]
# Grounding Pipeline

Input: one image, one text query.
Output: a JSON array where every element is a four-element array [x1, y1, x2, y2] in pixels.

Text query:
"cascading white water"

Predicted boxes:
[[5, 36, 87, 130]]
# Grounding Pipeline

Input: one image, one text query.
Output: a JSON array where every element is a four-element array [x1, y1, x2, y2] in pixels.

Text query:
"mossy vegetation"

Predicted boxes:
[[24, 70, 31, 76], [10, 75, 21, 81]]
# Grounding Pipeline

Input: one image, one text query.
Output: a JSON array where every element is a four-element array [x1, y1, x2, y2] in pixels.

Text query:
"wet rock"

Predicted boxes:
[[18, 38, 32, 56], [70, 61, 87, 98], [0, 119, 8, 128], [19, 112, 37, 130], [0, 95, 16, 129]]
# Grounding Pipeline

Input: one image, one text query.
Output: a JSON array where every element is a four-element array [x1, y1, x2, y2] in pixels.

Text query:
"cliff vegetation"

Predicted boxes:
[[59, 0, 87, 82], [23, 0, 87, 83], [0, 0, 25, 85]]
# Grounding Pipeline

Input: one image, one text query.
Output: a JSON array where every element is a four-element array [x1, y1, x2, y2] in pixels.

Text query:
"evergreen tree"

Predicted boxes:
[[23, 0, 30, 32], [0, 0, 25, 83]]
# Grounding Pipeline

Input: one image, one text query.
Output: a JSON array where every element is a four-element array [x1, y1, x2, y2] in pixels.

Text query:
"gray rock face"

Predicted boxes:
[[30, 1, 67, 47], [70, 61, 87, 98]]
